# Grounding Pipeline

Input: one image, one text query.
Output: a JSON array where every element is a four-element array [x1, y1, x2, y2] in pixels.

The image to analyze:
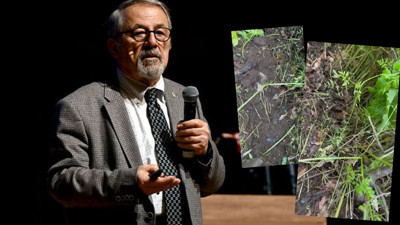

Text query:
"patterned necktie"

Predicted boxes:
[[145, 88, 183, 225]]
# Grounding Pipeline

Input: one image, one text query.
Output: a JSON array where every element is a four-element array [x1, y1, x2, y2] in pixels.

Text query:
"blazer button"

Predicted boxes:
[[123, 195, 129, 201], [145, 212, 154, 222]]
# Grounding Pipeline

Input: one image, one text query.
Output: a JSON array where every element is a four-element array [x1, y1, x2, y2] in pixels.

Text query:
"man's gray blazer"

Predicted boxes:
[[47, 78, 225, 225]]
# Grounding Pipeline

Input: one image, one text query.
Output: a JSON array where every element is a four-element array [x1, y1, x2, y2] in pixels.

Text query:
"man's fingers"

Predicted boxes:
[[176, 127, 210, 137], [174, 119, 209, 156], [174, 135, 202, 143], [177, 119, 206, 130], [156, 176, 181, 190], [136, 164, 185, 195], [177, 142, 206, 151]]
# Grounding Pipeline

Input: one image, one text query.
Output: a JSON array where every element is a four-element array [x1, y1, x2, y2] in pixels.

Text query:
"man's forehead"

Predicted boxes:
[[123, 3, 168, 28]]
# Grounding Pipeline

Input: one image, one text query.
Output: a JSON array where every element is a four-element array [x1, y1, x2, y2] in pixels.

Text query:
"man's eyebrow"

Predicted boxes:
[[129, 23, 169, 30]]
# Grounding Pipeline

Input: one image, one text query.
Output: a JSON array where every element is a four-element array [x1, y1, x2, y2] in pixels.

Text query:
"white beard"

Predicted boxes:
[[137, 50, 164, 79]]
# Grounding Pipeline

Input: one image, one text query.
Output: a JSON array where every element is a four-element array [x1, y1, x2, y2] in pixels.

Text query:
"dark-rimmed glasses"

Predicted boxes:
[[118, 27, 171, 42]]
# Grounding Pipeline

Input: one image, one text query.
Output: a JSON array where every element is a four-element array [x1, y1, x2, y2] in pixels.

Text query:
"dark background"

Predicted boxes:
[[8, 1, 399, 224]]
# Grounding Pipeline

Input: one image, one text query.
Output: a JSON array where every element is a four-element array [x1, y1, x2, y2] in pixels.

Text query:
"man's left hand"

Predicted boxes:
[[174, 119, 209, 157]]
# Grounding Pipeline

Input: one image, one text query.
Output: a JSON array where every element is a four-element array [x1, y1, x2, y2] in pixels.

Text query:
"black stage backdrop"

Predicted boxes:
[[11, 1, 399, 224]]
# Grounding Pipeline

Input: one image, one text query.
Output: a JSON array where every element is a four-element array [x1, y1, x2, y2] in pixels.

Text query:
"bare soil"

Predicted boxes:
[[233, 27, 304, 167]]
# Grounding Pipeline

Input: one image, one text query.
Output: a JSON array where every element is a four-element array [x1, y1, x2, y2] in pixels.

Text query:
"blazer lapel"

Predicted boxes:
[[103, 84, 143, 167], [102, 79, 185, 167], [164, 79, 184, 136]]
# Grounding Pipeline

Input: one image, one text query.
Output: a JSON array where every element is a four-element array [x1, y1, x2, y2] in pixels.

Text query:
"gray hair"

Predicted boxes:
[[107, 0, 172, 39]]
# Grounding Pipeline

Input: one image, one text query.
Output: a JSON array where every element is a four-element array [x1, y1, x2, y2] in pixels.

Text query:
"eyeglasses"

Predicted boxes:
[[118, 27, 171, 42]]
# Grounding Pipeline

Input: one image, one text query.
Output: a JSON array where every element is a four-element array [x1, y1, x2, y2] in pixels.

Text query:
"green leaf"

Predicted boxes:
[[381, 68, 391, 77], [377, 112, 390, 131], [376, 76, 387, 91], [231, 31, 239, 47], [386, 88, 397, 105], [253, 29, 264, 36], [282, 156, 287, 165], [355, 184, 363, 195], [393, 60, 400, 73], [236, 29, 264, 41], [364, 58, 398, 132], [355, 177, 375, 197], [236, 30, 246, 38], [366, 86, 376, 94], [366, 98, 385, 121], [346, 164, 356, 184], [332, 70, 340, 78], [237, 30, 250, 41], [387, 88, 398, 126], [393, 77, 399, 89]]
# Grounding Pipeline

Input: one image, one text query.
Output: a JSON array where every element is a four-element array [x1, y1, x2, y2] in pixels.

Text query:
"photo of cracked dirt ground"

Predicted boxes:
[[295, 42, 399, 222], [232, 26, 305, 167]]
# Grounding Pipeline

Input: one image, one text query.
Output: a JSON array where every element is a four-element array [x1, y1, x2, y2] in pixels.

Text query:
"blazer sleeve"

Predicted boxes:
[[194, 98, 226, 197], [47, 98, 144, 208]]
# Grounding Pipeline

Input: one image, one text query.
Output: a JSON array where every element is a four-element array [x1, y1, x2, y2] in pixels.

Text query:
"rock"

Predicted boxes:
[[242, 157, 264, 168], [266, 137, 278, 143], [239, 61, 256, 75]]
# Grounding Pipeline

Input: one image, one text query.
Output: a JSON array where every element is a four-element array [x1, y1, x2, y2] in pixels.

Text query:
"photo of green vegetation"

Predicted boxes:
[[231, 26, 304, 167], [295, 42, 399, 222]]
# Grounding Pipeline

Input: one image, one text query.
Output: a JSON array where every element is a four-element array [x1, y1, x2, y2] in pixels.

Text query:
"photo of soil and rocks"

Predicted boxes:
[[295, 42, 399, 222], [231, 26, 305, 167]]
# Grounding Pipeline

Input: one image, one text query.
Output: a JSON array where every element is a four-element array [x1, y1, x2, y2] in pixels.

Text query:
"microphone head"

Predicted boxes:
[[182, 86, 199, 102]]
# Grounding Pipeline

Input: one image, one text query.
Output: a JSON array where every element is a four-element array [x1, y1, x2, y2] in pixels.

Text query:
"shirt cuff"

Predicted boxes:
[[195, 142, 213, 166]]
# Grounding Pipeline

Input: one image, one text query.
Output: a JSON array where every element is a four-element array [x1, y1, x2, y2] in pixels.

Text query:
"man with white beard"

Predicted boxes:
[[47, 1, 225, 224]]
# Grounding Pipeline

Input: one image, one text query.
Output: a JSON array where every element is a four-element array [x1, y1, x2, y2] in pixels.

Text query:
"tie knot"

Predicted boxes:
[[145, 88, 159, 103]]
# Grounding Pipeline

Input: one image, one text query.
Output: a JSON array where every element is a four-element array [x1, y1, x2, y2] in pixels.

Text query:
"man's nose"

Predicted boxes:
[[144, 32, 158, 48]]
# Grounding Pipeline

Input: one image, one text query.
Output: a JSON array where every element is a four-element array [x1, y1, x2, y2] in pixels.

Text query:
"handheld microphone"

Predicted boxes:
[[182, 86, 199, 158]]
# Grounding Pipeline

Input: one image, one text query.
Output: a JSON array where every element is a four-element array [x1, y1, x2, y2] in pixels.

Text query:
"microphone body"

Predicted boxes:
[[182, 86, 199, 158], [184, 98, 197, 121]]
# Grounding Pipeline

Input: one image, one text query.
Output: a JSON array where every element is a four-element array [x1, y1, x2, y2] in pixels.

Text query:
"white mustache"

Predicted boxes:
[[139, 48, 163, 60]]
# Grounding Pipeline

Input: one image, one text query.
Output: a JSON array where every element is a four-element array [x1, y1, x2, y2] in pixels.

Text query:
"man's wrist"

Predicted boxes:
[[195, 143, 213, 166]]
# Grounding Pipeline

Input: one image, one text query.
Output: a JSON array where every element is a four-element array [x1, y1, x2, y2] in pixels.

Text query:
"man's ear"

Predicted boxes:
[[107, 38, 119, 59]]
